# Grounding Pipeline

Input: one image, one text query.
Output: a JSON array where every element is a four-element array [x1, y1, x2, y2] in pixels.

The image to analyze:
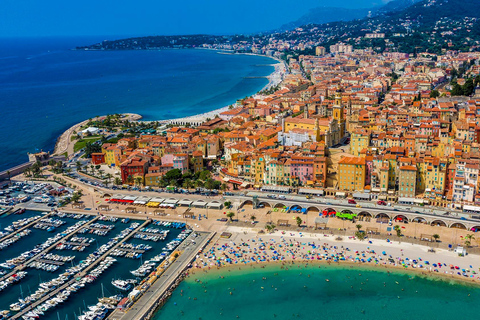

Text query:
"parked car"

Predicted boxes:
[[377, 200, 387, 206], [348, 199, 356, 204]]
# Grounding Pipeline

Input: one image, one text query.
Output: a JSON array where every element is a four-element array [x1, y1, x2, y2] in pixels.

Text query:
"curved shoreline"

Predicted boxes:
[[188, 227, 480, 288], [52, 51, 285, 157], [53, 113, 142, 157], [156, 51, 286, 125], [188, 258, 480, 288]]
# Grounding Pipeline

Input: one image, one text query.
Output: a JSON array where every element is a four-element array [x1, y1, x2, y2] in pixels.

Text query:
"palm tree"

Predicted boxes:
[[134, 176, 143, 188], [296, 216, 302, 227], [393, 225, 402, 237], [71, 192, 81, 203], [432, 234, 440, 242], [114, 177, 122, 186], [226, 211, 235, 222], [182, 179, 193, 190], [355, 224, 362, 231], [250, 215, 256, 224], [265, 224, 276, 233], [194, 180, 204, 189], [6, 170, 11, 181], [220, 183, 228, 192], [464, 234, 475, 247], [355, 231, 366, 241], [105, 173, 112, 186]]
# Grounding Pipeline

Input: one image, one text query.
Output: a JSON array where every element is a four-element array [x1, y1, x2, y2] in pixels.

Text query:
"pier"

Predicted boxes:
[[0, 216, 98, 283], [116, 247, 146, 254], [34, 258, 66, 266], [62, 241, 91, 247], [10, 220, 150, 320], [136, 231, 163, 237], [0, 212, 52, 243], [108, 231, 214, 320]]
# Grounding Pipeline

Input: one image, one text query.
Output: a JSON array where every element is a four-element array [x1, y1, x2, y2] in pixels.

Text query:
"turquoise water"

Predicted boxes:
[[0, 211, 183, 319], [155, 264, 480, 320], [0, 37, 275, 171]]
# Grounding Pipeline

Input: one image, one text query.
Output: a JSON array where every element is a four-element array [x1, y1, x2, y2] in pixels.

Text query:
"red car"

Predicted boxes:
[[377, 200, 387, 205], [348, 199, 356, 204]]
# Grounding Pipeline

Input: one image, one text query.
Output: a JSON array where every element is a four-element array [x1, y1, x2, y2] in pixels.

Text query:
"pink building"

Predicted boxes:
[[290, 157, 314, 185], [173, 154, 189, 173], [161, 154, 174, 165]]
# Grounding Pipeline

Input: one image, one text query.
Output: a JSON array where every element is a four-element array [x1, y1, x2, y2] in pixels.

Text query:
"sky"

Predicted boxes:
[[0, 0, 391, 38]]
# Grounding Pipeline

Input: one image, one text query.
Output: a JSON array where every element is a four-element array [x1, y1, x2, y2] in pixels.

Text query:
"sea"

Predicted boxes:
[[154, 264, 480, 320], [0, 37, 276, 171]]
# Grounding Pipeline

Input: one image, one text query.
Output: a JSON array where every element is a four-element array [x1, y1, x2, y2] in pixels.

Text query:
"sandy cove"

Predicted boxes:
[[190, 226, 480, 286]]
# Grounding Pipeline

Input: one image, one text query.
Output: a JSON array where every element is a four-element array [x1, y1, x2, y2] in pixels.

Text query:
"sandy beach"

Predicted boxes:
[[191, 226, 480, 285]]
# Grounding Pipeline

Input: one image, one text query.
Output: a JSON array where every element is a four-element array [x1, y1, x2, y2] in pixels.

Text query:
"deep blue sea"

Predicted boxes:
[[0, 37, 275, 171]]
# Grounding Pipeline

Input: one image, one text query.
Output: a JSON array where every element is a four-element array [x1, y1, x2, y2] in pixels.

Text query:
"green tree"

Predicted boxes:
[[451, 83, 464, 96], [224, 201, 232, 208], [71, 192, 81, 203], [114, 177, 122, 186], [134, 176, 143, 188], [430, 90, 440, 98], [393, 225, 402, 237], [355, 231, 366, 241], [182, 179, 194, 189], [250, 215, 256, 223], [355, 224, 362, 231], [105, 173, 112, 186], [463, 78, 475, 96], [464, 234, 475, 247], [226, 211, 235, 222], [296, 216, 302, 227], [432, 234, 440, 242], [220, 183, 228, 192], [265, 224, 276, 233], [84, 141, 101, 158]]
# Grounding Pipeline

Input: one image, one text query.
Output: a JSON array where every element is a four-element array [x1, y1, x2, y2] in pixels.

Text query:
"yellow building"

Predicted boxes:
[[251, 154, 266, 186], [350, 129, 370, 156], [338, 156, 366, 191], [102, 145, 122, 167]]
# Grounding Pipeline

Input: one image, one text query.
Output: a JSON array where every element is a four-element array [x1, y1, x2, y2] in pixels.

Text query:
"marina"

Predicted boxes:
[[0, 210, 197, 320]]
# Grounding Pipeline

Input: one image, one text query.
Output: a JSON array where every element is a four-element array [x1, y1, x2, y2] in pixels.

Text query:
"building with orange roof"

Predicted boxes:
[[338, 156, 366, 191]]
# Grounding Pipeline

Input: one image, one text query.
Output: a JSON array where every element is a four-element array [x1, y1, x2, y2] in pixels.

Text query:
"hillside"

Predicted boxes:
[[279, 7, 371, 31], [281, 0, 422, 31], [293, 0, 480, 53]]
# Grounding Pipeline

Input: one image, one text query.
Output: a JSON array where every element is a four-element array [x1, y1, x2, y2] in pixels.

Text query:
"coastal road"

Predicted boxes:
[[108, 231, 214, 320]]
